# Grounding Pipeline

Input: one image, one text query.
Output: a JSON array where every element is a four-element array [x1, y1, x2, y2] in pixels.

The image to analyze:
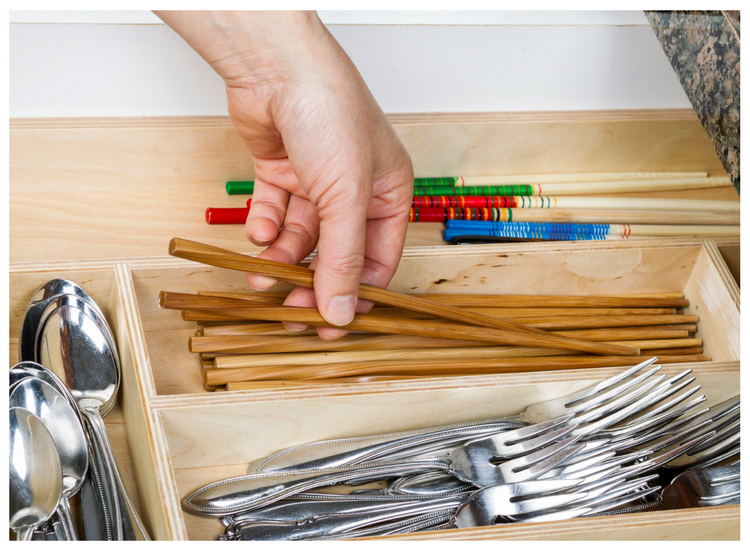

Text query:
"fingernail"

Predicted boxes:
[[325, 295, 356, 326]]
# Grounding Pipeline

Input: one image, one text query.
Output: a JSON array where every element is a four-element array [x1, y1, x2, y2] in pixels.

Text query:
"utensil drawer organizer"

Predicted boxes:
[[9, 236, 740, 540]]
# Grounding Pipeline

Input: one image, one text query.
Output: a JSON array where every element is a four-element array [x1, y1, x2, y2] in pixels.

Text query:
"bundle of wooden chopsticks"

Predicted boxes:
[[162, 238, 708, 391]]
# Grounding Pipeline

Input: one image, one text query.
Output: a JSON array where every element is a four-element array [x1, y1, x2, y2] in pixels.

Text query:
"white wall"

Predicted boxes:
[[9, 10, 692, 117]]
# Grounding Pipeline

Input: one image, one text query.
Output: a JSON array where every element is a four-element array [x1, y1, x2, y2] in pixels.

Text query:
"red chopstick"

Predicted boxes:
[[206, 199, 252, 225]]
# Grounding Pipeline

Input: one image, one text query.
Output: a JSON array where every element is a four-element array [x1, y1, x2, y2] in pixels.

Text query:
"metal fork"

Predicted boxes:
[[660, 464, 740, 509], [248, 358, 664, 475], [183, 416, 584, 516]]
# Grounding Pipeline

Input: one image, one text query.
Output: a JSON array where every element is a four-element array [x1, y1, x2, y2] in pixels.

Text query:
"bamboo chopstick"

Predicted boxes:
[[203, 354, 709, 385], [169, 238, 565, 337], [189, 327, 692, 355], [196, 290, 689, 308], [168, 239, 681, 349], [161, 294, 640, 356], [171, 297, 697, 333], [211, 338, 699, 369], [366, 306, 679, 319], [197, 293, 679, 317], [225, 376, 426, 391]]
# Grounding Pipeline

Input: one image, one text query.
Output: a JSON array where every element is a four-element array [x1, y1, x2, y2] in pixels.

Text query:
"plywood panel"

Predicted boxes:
[[9, 111, 736, 262]]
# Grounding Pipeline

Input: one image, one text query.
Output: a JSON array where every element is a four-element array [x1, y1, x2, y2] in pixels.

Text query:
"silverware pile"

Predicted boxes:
[[9, 279, 150, 541], [180, 358, 740, 541]]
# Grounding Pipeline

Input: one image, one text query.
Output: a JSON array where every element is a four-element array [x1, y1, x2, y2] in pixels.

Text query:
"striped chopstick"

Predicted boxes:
[[411, 196, 739, 212], [413, 172, 709, 186], [413, 177, 732, 197], [224, 173, 717, 196], [417, 208, 738, 225], [442, 220, 739, 241]]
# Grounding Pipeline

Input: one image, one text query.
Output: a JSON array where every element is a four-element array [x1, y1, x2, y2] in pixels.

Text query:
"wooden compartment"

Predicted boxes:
[[8, 243, 741, 541], [69, 237, 733, 540], [8, 262, 146, 537], [129, 237, 740, 396], [9, 111, 741, 540]]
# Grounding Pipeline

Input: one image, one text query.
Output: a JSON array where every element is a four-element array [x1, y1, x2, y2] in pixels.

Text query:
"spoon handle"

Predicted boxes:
[[56, 496, 78, 540], [83, 406, 150, 541], [80, 441, 112, 540]]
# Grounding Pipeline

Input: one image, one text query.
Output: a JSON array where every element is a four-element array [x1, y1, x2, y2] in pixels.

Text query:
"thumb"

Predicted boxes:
[[312, 182, 369, 326]]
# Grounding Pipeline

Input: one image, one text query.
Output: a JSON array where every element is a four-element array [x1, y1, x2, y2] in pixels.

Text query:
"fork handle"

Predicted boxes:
[[184, 459, 454, 517], [249, 420, 523, 473]]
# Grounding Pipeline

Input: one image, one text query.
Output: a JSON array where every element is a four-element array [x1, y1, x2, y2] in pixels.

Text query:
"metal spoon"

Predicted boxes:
[[36, 300, 149, 540], [19, 278, 108, 363], [10, 378, 89, 541], [8, 361, 114, 539], [9, 407, 64, 541]]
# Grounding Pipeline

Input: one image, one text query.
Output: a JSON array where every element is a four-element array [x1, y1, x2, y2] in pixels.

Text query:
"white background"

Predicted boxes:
[[9, 10, 692, 117]]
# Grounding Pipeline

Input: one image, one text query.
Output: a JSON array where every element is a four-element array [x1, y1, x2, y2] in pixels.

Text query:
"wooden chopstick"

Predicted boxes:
[[197, 289, 689, 308], [160, 293, 640, 356], [210, 338, 699, 369], [203, 354, 709, 385], [169, 238, 554, 336], [189, 327, 692, 355], [172, 299, 697, 333], [366, 306, 679, 318]]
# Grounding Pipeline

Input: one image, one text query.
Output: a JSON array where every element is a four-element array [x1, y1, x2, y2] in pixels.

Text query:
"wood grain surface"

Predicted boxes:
[[9, 110, 737, 263]]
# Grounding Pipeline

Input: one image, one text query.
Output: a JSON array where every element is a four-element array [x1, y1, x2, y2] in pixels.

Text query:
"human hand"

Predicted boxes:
[[155, 11, 414, 338]]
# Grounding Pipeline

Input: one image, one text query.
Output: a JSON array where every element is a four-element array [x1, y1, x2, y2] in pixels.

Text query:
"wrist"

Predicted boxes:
[[155, 10, 328, 88]]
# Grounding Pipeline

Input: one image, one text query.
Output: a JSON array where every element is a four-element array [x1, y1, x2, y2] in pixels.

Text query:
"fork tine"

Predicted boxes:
[[582, 485, 662, 516], [573, 373, 666, 426], [587, 369, 694, 427], [672, 431, 740, 468], [539, 450, 617, 479], [452, 480, 585, 528], [636, 418, 714, 455], [622, 431, 716, 475], [600, 393, 707, 441], [615, 370, 695, 420], [564, 358, 659, 409], [499, 439, 585, 483], [687, 444, 740, 471], [706, 464, 740, 485], [501, 423, 579, 457], [502, 414, 576, 443], [627, 406, 711, 448], [571, 370, 665, 423], [517, 507, 593, 523], [685, 418, 739, 454], [606, 374, 700, 428], [571, 377, 693, 438]]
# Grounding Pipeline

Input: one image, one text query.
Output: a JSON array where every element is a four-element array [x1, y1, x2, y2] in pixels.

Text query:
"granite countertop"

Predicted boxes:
[[645, 10, 740, 194]]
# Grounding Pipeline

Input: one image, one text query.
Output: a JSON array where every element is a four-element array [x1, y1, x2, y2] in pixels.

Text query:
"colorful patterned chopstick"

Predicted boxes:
[[227, 175, 729, 196], [415, 172, 709, 187], [414, 177, 731, 197], [446, 220, 619, 235], [443, 228, 628, 243], [226, 181, 255, 195], [412, 196, 740, 212], [206, 199, 252, 224], [443, 220, 739, 237]]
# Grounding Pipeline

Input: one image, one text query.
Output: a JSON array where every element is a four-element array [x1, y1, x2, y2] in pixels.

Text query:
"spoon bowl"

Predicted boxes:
[[10, 362, 85, 428], [10, 378, 90, 541], [10, 378, 89, 496], [37, 301, 119, 414], [9, 407, 63, 541], [19, 279, 107, 363], [36, 295, 150, 540]]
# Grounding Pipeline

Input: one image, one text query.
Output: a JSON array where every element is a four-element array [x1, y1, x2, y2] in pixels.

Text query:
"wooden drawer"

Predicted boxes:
[[9, 237, 740, 540]]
